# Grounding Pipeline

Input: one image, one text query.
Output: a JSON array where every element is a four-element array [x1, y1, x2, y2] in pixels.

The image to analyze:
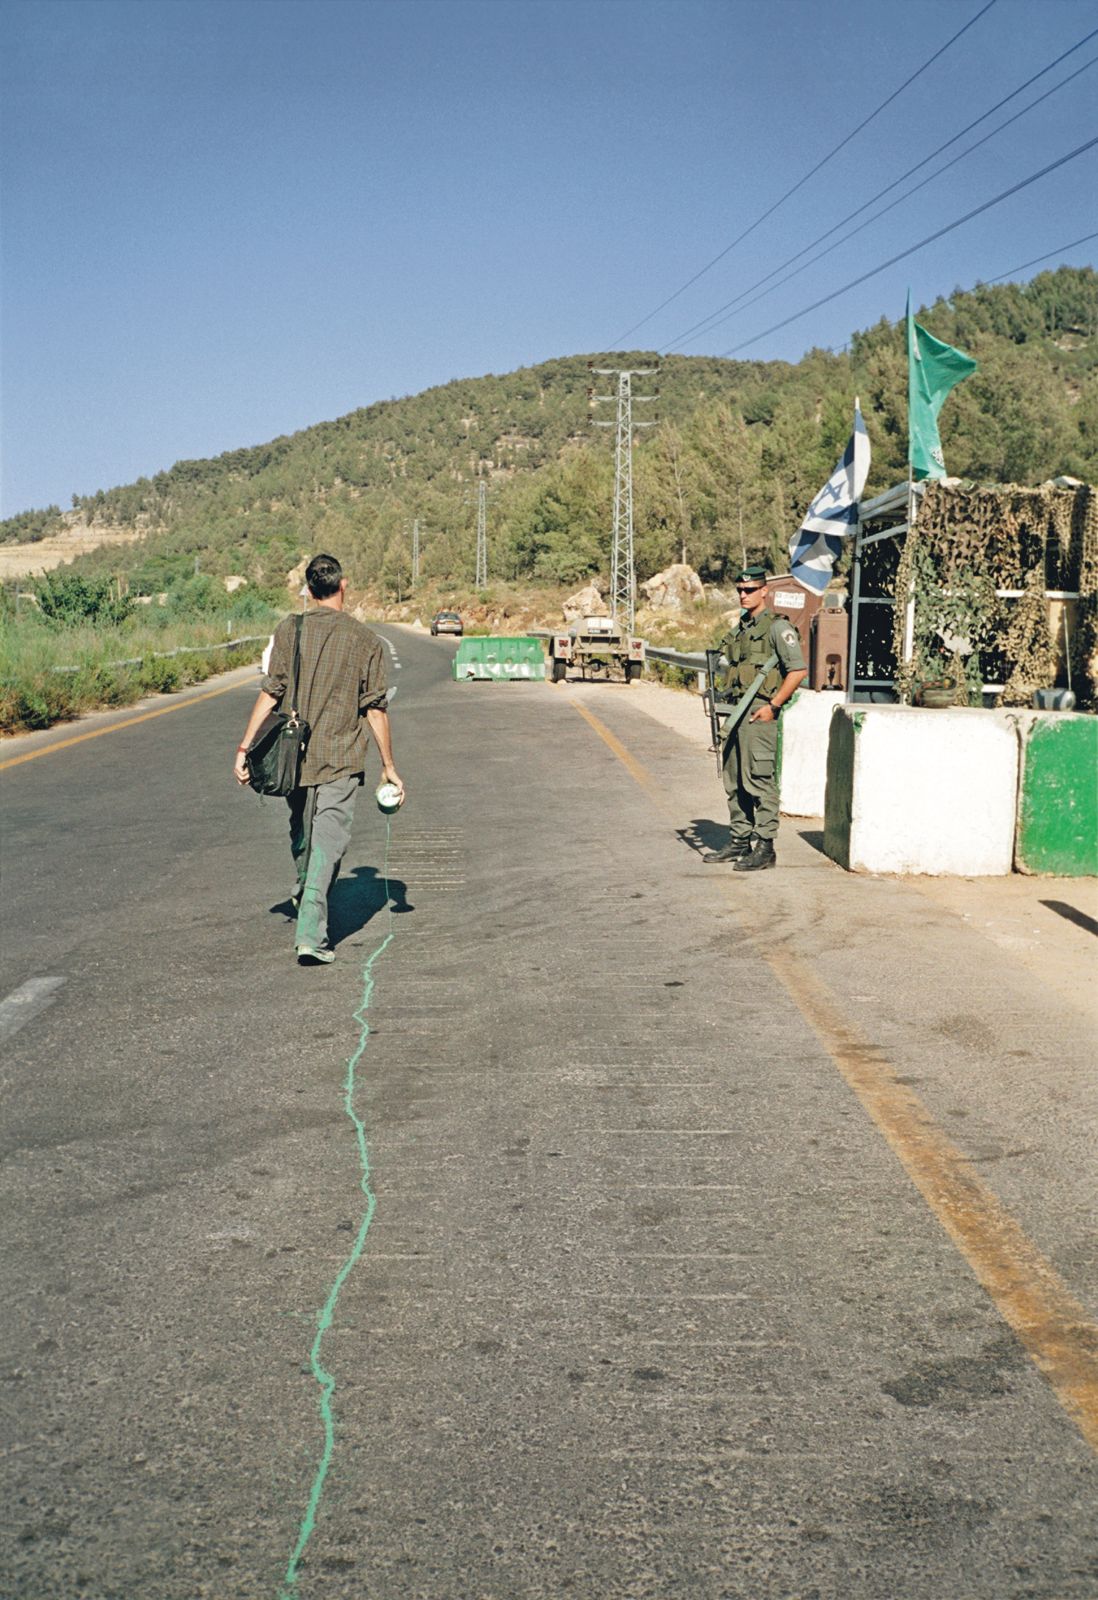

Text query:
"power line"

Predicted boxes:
[[608, 0, 998, 347], [661, 27, 1098, 353], [664, 48, 1098, 352], [715, 134, 1098, 357], [984, 232, 1098, 283]]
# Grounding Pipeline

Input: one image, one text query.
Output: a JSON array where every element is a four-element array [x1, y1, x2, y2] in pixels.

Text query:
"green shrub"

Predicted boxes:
[[70, 664, 124, 707], [33, 571, 133, 628], [164, 574, 223, 616], [3, 675, 78, 731], [139, 655, 182, 694]]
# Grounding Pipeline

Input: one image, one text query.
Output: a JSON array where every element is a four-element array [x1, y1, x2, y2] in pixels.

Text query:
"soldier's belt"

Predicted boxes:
[[712, 696, 773, 715]]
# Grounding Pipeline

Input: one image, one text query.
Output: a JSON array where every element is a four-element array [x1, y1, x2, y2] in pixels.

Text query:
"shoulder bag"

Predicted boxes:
[[245, 615, 310, 796]]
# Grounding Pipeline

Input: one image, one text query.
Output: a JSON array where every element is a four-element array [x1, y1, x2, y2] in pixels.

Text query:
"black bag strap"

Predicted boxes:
[[286, 614, 304, 726]]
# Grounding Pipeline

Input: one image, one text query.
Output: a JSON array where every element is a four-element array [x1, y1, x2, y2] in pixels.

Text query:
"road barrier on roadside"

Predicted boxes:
[[452, 637, 546, 681], [1014, 710, 1098, 876], [822, 704, 1097, 877]]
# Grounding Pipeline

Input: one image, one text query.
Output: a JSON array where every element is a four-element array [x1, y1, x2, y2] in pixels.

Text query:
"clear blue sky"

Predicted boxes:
[[2, 0, 1095, 516]]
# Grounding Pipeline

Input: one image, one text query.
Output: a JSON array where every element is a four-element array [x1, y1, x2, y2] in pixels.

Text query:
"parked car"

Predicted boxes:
[[431, 611, 464, 636]]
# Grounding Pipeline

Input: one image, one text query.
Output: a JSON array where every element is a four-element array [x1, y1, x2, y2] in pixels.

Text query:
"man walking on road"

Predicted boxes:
[[233, 554, 404, 963], [704, 564, 806, 872]]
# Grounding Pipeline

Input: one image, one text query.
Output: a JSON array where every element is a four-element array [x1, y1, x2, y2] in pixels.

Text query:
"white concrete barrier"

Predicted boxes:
[[779, 690, 844, 817], [824, 706, 1019, 876]]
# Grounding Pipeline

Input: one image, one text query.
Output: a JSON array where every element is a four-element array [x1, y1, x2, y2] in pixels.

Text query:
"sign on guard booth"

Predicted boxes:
[[764, 572, 820, 663]]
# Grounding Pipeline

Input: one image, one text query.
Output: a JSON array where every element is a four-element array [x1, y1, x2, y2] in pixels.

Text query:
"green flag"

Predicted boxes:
[[906, 291, 977, 480]]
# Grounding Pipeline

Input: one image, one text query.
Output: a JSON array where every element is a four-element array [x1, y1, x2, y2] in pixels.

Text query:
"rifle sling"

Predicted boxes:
[[716, 651, 780, 743]]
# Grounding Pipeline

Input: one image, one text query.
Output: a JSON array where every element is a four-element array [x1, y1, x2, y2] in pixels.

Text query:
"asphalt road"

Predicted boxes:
[[1, 626, 1095, 1600]]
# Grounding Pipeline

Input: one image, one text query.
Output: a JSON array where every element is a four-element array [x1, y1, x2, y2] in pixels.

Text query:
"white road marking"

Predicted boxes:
[[0, 977, 66, 1045]]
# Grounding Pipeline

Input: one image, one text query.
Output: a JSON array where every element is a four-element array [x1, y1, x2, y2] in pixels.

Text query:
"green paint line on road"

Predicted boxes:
[[280, 823, 394, 1598]]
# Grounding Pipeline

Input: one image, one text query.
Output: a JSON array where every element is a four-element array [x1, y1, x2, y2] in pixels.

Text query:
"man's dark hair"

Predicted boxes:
[[305, 554, 343, 599]]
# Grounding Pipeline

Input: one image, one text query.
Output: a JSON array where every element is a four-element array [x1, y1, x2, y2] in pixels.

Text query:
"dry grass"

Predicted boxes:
[[0, 615, 267, 734]]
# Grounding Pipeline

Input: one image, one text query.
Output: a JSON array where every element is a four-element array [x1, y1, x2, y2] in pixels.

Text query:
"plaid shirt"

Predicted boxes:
[[261, 609, 388, 786]]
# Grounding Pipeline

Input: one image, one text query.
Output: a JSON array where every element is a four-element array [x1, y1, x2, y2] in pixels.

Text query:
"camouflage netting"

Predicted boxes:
[[892, 481, 1098, 707]]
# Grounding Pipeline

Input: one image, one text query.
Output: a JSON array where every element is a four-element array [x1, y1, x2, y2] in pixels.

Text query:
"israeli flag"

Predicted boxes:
[[789, 401, 870, 594]]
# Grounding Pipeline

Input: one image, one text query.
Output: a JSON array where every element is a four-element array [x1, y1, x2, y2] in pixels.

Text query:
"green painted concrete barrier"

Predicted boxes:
[[1015, 712, 1098, 877], [822, 706, 858, 870], [452, 636, 547, 682]]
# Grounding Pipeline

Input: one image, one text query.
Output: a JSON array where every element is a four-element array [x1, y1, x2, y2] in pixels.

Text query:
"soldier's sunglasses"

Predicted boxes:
[[736, 584, 763, 592]]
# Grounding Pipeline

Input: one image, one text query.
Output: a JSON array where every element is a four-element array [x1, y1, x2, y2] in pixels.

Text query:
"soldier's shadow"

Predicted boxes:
[[677, 818, 728, 856]]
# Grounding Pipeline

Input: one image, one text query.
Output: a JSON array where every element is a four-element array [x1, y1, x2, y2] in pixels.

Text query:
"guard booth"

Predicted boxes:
[[764, 572, 848, 690]]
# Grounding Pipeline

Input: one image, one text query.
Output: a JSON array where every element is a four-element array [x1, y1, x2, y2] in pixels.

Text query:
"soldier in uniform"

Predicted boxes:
[[704, 565, 807, 871]]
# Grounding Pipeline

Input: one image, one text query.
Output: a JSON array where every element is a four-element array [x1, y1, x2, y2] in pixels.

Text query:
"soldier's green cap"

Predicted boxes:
[[735, 564, 768, 585]]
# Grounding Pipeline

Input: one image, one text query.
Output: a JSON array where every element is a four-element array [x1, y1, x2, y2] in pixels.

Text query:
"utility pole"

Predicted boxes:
[[475, 479, 488, 589], [589, 363, 658, 633], [411, 518, 420, 585]]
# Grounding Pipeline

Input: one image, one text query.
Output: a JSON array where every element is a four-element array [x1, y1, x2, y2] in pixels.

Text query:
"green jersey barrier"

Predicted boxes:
[[452, 637, 547, 682]]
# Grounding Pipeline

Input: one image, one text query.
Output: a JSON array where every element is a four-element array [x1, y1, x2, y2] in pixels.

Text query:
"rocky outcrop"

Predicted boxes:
[[563, 583, 608, 623], [640, 563, 704, 610], [224, 575, 248, 593]]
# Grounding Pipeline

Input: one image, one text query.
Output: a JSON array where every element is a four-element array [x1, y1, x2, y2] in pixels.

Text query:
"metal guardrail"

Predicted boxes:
[[46, 634, 269, 676], [644, 645, 706, 673]]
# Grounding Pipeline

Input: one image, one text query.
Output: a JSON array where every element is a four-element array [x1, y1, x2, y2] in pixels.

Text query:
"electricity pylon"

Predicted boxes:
[[589, 364, 658, 633], [475, 479, 488, 589], [411, 517, 420, 585]]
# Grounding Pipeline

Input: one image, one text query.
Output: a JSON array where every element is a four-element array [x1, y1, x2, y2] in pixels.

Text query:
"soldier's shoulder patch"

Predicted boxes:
[[779, 626, 798, 646]]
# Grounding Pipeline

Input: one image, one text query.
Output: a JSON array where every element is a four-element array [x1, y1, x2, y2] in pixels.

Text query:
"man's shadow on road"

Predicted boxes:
[[270, 866, 413, 947]]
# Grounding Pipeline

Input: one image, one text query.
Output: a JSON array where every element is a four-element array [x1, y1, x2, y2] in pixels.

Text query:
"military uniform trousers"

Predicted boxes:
[[722, 714, 779, 842]]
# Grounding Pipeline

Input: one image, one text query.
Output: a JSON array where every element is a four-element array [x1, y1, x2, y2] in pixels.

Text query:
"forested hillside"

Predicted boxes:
[[5, 267, 1096, 598]]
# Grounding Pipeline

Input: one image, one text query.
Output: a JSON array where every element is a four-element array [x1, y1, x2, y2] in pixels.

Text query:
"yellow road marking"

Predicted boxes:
[[568, 697, 672, 810], [571, 696, 1098, 1452], [0, 678, 248, 771], [764, 945, 1098, 1452]]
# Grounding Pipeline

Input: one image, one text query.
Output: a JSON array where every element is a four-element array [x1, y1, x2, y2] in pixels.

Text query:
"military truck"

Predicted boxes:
[[546, 615, 645, 684]]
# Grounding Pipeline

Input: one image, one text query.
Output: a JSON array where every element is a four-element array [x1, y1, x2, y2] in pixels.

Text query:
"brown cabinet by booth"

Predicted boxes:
[[810, 604, 849, 690], [761, 573, 848, 690]]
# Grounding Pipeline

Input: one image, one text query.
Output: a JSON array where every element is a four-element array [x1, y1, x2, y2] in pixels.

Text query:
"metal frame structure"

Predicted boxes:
[[475, 480, 487, 590], [848, 479, 1082, 701], [847, 480, 920, 701], [590, 365, 657, 634]]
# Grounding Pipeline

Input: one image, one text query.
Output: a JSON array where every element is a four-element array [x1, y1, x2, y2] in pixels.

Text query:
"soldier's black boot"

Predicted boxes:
[[734, 837, 776, 872], [703, 836, 752, 864]]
